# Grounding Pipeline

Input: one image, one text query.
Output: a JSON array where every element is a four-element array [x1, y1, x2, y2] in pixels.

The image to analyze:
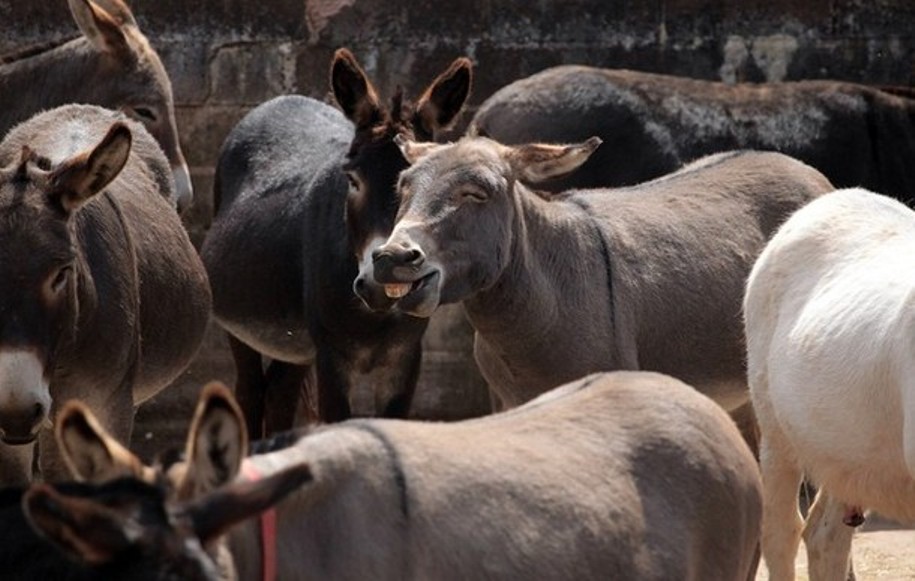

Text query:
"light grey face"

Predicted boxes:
[[365, 139, 517, 318], [0, 350, 52, 444]]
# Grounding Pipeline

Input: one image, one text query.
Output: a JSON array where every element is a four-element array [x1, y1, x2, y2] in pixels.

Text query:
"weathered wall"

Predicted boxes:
[[1, 0, 912, 440]]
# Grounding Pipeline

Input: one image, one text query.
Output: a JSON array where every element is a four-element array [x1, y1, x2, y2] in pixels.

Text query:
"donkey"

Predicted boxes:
[[201, 49, 471, 434], [60, 373, 763, 581], [470, 66, 915, 202], [361, 138, 834, 432], [0, 103, 210, 484], [0, 0, 193, 212], [744, 188, 915, 580], [0, 465, 310, 580]]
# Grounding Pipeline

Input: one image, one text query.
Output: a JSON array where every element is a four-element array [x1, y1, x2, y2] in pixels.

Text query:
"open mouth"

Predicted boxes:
[[383, 271, 437, 300]]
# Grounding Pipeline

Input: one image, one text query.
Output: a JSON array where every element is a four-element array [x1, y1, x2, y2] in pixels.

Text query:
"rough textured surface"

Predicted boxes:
[[1, 0, 912, 431]]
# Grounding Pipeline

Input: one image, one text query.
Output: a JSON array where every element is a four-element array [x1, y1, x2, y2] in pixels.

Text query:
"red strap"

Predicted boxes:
[[241, 461, 277, 581]]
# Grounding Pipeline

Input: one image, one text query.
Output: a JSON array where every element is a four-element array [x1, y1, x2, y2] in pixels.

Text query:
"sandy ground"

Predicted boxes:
[[755, 521, 915, 580]]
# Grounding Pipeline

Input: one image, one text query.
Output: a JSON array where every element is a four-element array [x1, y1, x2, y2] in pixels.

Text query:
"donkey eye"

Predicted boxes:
[[49, 265, 72, 294], [460, 189, 488, 203], [346, 172, 362, 192], [132, 107, 158, 123]]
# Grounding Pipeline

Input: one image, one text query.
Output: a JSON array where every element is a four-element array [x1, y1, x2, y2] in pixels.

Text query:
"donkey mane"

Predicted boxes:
[[0, 36, 80, 65]]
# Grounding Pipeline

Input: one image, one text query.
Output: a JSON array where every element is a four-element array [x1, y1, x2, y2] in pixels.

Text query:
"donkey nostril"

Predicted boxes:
[[31, 403, 43, 423], [406, 248, 423, 264], [354, 277, 366, 290]]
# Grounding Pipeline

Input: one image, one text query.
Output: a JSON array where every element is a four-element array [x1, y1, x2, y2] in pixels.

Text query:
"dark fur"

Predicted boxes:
[[471, 66, 915, 202], [201, 50, 470, 433]]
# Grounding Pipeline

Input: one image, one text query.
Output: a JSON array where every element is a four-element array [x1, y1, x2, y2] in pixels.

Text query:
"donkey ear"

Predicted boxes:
[[184, 463, 312, 545], [330, 48, 382, 129], [56, 400, 148, 484], [68, 0, 133, 57], [394, 134, 444, 165], [506, 137, 602, 184], [23, 484, 134, 565], [49, 122, 132, 213], [413, 57, 473, 138], [178, 382, 248, 500]]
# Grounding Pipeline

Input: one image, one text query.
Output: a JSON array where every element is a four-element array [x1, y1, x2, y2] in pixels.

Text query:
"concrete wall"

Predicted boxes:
[[1, 0, 912, 444]]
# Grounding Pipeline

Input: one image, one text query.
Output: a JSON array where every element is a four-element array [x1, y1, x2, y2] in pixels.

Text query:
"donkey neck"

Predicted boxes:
[[463, 184, 622, 399], [0, 38, 105, 135]]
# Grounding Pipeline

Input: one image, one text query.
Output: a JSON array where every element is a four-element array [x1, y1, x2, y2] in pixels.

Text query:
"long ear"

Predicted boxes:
[[413, 57, 473, 137], [184, 463, 312, 545], [394, 134, 445, 165], [177, 382, 248, 500], [68, 0, 133, 56], [23, 483, 134, 565], [48, 122, 132, 212], [56, 400, 149, 483], [506, 137, 602, 184], [330, 48, 382, 129]]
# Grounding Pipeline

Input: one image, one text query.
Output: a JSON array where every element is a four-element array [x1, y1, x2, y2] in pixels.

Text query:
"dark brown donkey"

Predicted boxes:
[[0, 104, 210, 484], [202, 49, 471, 434], [363, 138, 834, 431], [0, 0, 193, 212], [470, 66, 915, 203]]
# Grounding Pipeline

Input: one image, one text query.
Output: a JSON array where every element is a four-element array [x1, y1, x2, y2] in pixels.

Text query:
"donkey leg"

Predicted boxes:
[[759, 431, 804, 581], [263, 362, 308, 435], [379, 345, 422, 419], [227, 334, 266, 439], [802, 491, 855, 581], [315, 349, 351, 423]]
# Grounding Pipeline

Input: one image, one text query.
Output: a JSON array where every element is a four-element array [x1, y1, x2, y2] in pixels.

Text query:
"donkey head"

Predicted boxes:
[[68, 0, 193, 212], [0, 121, 133, 444], [331, 49, 473, 312], [366, 136, 602, 317], [56, 382, 259, 579], [22, 458, 310, 580]]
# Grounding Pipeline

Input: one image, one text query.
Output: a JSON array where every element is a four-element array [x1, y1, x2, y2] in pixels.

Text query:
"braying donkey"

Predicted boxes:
[[362, 137, 833, 436], [202, 49, 471, 433]]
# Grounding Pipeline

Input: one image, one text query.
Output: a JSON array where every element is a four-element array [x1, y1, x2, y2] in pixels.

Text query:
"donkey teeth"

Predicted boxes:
[[384, 283, 412, 299]]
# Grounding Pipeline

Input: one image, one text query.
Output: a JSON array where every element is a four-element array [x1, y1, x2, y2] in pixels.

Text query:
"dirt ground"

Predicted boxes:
[[755, 520, 915, 580]]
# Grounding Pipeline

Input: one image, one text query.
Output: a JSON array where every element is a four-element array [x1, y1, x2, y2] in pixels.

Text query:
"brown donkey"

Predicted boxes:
[[363, 139, 833, 437], [0, 0, 193, 212], [0, 104, 210, 483], [202, 49, 471, 435], [60, 373, 762, 581]]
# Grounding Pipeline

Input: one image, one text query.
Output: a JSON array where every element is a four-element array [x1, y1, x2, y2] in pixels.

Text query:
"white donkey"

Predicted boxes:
[[744, 187, 915, 580], [59, 373, 762, 581]]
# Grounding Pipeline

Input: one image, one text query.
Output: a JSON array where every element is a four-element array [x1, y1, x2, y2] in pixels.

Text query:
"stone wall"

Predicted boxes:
[[2, 0, 912, 442]]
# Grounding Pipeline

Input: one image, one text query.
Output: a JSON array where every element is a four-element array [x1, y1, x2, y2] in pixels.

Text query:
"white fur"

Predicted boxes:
[[744, 187, 915, 580]]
